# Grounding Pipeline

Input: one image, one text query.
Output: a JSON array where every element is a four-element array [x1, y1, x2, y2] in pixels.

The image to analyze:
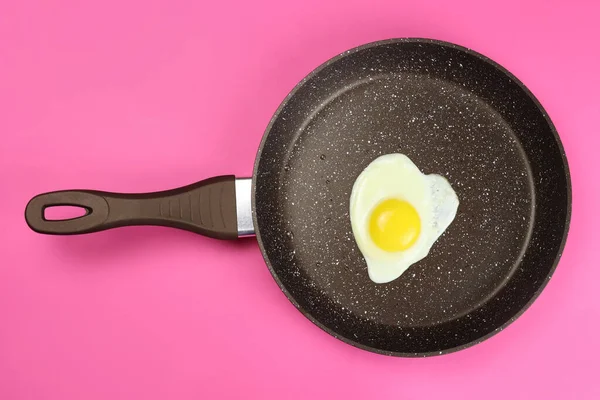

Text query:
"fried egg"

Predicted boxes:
[[350, 154, 459, 283]]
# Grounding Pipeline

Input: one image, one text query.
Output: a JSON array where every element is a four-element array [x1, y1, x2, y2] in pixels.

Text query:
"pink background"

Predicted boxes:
[[1, 0, 599, 399]]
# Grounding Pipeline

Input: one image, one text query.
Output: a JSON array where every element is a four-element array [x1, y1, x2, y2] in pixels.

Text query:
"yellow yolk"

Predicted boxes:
[[368, 199, 421, 252]]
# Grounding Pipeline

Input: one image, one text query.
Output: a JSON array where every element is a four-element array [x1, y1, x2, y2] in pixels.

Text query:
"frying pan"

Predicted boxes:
[[25, 38, 571, 356]]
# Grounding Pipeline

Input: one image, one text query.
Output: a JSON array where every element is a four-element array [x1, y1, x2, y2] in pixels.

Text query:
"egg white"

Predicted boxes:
[[349, 154, 459, 283]]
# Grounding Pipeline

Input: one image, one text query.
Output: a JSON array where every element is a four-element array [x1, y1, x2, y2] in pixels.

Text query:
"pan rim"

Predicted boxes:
[[250, 37, 572, 357]]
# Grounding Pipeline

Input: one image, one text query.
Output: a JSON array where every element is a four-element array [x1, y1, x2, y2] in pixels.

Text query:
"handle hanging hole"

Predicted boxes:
[[43, 205, 90, 221]]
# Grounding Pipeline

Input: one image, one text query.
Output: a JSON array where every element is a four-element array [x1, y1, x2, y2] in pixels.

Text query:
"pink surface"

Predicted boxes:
[[1, 0, 599, 399]]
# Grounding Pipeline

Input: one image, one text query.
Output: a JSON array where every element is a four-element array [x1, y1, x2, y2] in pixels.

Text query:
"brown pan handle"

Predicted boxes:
[[25, 175, 240, 239]]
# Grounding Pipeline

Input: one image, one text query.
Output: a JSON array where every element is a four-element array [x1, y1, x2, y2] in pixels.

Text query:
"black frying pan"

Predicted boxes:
[[25, 38, 571, 356]]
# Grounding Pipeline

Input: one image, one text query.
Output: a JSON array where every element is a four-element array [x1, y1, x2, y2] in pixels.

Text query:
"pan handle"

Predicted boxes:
[[25, 175, 242, 239]]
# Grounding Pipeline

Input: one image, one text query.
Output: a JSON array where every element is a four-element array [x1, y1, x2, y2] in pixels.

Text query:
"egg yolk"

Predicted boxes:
[[368, 199, 421, 252]]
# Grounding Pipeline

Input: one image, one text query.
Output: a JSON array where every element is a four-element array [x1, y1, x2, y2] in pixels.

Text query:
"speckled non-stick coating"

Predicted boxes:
[[252, 39, 571, 356]]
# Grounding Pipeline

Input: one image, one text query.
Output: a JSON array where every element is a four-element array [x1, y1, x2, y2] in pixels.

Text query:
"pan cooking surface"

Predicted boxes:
[[279, 75, 533, 327], [253, 39, 570, 355]]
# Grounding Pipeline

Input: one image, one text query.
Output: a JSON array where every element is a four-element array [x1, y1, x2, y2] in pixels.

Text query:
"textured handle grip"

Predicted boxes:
[[25, 176, 238, 239]]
